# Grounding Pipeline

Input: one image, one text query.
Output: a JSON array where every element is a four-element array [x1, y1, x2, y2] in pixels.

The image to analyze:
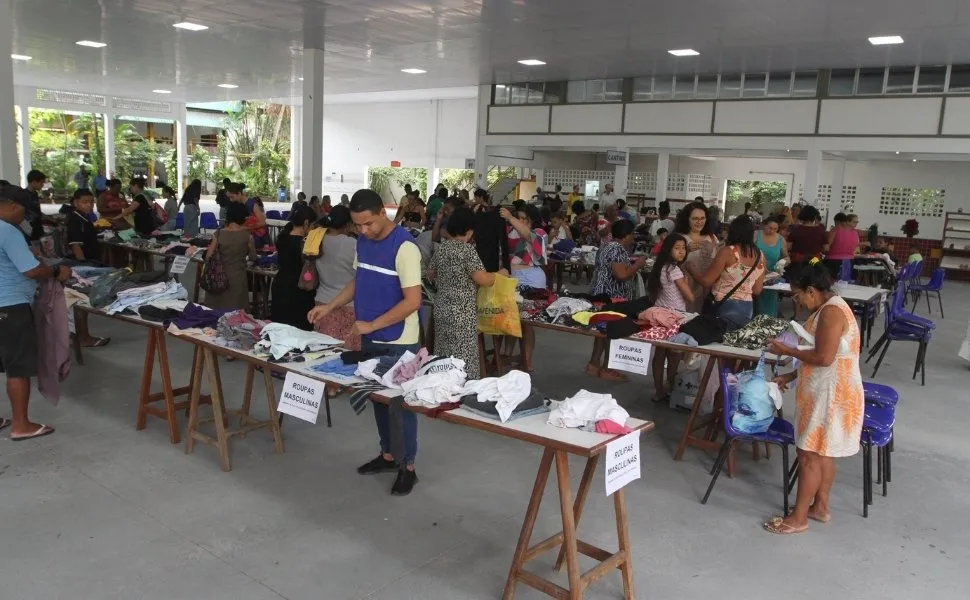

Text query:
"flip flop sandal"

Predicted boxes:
[[763, 516, 807, 535], [0, 417, 10, 432], [89, 337, 111, 347], [11, 424, 55, 442]]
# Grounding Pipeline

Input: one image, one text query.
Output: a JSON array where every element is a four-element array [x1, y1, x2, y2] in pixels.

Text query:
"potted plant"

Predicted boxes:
[[901, 219, 919, 238]]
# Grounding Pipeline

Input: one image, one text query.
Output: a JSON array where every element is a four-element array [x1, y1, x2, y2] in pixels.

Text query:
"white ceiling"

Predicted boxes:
[[10, 0, 970, 102]]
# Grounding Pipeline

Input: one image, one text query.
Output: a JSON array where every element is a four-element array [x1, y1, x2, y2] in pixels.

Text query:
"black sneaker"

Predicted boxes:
[[357, 455, 398, 475], [391, 468, 418, 496]]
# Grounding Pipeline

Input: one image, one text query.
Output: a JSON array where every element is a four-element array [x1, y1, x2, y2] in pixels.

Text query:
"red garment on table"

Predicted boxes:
[[637, 306, 684, 329], [588, 313, 627, 325], [631, 325, 679, 341], [595, 419, 633, 434]]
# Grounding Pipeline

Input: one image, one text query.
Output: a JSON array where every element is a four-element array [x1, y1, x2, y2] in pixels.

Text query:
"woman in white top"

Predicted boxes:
[[311, 205, 360, 349]]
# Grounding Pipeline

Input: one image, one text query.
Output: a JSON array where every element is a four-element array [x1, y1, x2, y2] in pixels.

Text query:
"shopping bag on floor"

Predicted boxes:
[[477, 274, 522, 338]]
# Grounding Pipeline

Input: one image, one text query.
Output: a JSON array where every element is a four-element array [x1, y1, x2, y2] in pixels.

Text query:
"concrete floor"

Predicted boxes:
[[2, 283, 969, 599]]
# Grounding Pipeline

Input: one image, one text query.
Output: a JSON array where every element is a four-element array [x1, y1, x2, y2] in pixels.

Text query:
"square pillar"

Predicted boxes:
[[175, 103, 187, 190], [17, 104, 30, 187], [474, 84, 489, 189], [655, 152, 670, 207], [0, 1, 20, 181], [613, 147, 630, 200], [803, 149, 822, 205], [289, 104, 302, 193], [103, 112, 116, 178], [831, 158, 846, 212], [302, 48, 325, 197]]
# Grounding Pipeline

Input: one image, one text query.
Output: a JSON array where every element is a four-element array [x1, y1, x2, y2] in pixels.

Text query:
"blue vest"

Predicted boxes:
[[354, 225, 414, 343]]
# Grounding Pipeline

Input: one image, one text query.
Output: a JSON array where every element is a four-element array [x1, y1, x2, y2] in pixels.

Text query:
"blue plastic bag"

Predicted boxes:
[[730, 352, 775, 434]]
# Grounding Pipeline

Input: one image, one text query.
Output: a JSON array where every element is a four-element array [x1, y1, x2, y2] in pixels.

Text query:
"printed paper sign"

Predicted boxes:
[[170, 255, 191, 275], [605, 149, 629, 166], [277, 371, 325, 424], [608, 339, 652, 376], [605, 431, 641, 495]]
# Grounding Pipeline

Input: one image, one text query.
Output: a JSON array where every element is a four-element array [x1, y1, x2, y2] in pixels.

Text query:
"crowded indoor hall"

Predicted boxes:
[[1, 0, 968, 598]]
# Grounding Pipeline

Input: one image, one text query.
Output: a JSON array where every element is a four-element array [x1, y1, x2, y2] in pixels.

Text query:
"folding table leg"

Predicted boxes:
[[154, 330, 181, 444], [502, 448, 554, 600], [185, 347, 205, 455], [554, 451, 583, 599], [554, 455, 599, 571], [204, 348, 232, 471], [262, 368, 285, 454], [136, 331, 158, 431]]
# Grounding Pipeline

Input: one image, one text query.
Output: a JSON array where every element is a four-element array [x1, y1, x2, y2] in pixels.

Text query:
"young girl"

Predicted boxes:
[[646, 233, 694, 402]]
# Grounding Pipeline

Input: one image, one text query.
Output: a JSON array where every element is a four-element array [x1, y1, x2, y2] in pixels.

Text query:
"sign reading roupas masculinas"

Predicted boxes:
[[277, 372, 324, 424], [605, 431, 641, 495]]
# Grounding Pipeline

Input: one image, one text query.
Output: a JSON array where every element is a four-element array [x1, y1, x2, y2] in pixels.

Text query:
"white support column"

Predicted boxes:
[[474, 84, 489, 189], [289, 104, 302, 194], [0, 1, 19, 181], [103, 112, 116, 178], [655, 151, 670, 207], [17, 104, 30, 187], [430, 99, 441, 194], [302, 48, 325, 198], [831, 158, 846, 213], [803, 149, 823, 205], [613, 147, 630, 200], [175, 103, 187, 190]]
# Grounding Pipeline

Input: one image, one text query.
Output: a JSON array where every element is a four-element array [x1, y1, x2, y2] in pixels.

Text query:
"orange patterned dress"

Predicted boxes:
[[794, 295, 864, 457]]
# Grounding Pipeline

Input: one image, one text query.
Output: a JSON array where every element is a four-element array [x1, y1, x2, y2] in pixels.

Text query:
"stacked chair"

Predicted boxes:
[[860, 382, 897, 518], [911, 267, 945, 318], [866, 280, 934, 385]]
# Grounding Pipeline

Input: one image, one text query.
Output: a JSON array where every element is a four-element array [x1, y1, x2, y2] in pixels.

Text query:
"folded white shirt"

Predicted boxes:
[[547, 389, 630, 429], [255, 322, 342, 359], [459, 370, 532, 422]]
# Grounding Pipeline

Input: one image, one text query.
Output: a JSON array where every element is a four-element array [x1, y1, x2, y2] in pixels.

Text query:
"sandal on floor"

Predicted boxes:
[[598, 368, 628, 382], [585, 363, 601, 377], [10, 424, 55, 442], [86, 337, 111, 348], [763, 516, 807, 535], [0, 417, 10, 432]]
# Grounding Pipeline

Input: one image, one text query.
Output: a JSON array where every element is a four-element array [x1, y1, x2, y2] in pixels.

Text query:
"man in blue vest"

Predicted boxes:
[[308, 189, 423, 495]]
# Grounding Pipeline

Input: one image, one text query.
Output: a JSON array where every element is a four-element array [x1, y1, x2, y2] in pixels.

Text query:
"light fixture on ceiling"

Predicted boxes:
[[10, 54, 31, 61], [895, 151, 900, 154], [786, 149, 791, 152], [868, 35, 904, 45], [217, 83, 239, 89], [668, 49, 699, 57], [76, 40, 107, 48], [495, 84, 507, 88], [152, 89, 172, 94], [173, 22, 208, 31], [298, 77, 304, 81], [401, 68, 427, 74], [912, 158, 918, 162], [517, 59, 546, 66]]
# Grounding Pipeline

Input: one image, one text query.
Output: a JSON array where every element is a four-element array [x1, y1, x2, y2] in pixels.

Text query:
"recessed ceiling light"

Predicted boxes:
[[785, 149, 791, 152], [401, 68, 427, 74], [152, 89, 172, 94], [517, 59, 546, 66], [11, 54, 31, 61], [173, 22, 208, 31], [868, 35, 904, 45], [76, 40, 107, 48], [895, 151, 900, 154], [912, 158, 917, 162], [668, 49, 699, 57], [495, 84, 507, 88], [298, 77, 304, 81], [217, 83, 238, 89]]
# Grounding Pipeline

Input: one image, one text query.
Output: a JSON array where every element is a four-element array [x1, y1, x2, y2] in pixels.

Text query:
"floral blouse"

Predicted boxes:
[[591, 241, 634, 300], [508, 227, 547, 267]]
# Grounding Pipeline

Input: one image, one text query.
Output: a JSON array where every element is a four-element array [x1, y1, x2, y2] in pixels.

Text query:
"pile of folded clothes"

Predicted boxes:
[[105, 280, 188, 315], [547, 390, 633, 433], [217, 311, 269, 350], [722, 314, 790, 350], [456, 370, 549, 422], [253, 322, 343, 360]]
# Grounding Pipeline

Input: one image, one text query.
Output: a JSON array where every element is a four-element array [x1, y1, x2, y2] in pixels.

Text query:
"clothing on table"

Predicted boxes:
[[473, 206, 511, 273], [401, 356, 468, 408], [590, 240, 635, 301], [255, 322, 342, 359], [631, 325, 679, 341], [788, 223, 826, 262], [169, 303, 231, 329], [354, 225, 422, 345], [683, 235, 718, 313], [218, 310, 269, 350], [571, 311, 626, 326], [314, 305, 360, 351], [105, 281, 187, 315], [203, 229, 256, 311], [137, 305, 182, 323], [545, 297, 593, 323], [0, 304, 38, 379], [669, 332, 699, 346], [456, 370, 532, 422], [795, 295, 864, 457], [722, 314, 789, 350], [462, 388, 551, 422], [637, 306, 685, 329], [655, 264, 688, 311], [34, 280, 70, 405], [679, 314, 727, 346], [547, 390, 630, 429], [66, 210, 101, 261], [0, 220, 39, 307], [754, 231, 784, 317], [311, 358, 360, 378], [271, 232, 314, 330], [595, 420, 634, 434], [341, 349, 390, 364], [314, 233, 357, 305], [391, 347, 431, 385], [182, 203, 200, 237], [430, 238, 486, 378]]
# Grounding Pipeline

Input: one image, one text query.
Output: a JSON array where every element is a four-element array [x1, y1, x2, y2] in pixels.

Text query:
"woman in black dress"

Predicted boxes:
[[271, 205, 316, 329]]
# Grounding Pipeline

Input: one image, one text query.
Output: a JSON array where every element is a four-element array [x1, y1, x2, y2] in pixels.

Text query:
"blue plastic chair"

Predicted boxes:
[[911, 267, 945, 318], [862, 400, 895, 517], [862, 381, 899, 408], [175, 213, 184, 230], [199, 212, 218, 231], [866, 283, 933, 385], [266, 210, 282, 220], [702, 368, 795, 513]]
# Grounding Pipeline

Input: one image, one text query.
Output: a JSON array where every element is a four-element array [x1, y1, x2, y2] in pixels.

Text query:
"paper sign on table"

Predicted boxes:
[[607, 339, 652, 376], [277, 371, 325, 424], [605, 431, 641, 496], [170, 255, 191, 275]]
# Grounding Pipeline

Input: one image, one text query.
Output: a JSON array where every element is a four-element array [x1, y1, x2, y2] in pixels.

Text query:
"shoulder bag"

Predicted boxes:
[[297, 227, 328, 291]]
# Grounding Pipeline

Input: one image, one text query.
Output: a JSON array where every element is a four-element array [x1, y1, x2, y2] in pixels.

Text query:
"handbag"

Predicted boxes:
[[199, 232, 229, 293], [703, 249, 762, 317], [297, 227, 327, 291]]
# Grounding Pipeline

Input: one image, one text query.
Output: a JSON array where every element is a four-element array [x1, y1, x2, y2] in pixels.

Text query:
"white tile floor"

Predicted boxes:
[[1, 283, 969, 599]]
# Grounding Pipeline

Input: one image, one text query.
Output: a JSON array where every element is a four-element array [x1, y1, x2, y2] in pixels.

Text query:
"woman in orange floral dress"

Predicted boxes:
[[764, 259, 864, 534]]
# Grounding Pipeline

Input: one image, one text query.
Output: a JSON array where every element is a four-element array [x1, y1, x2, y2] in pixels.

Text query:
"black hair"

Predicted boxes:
[[694, 196, 705, 202], [763, 215, 785, 226], [726, 214, 758, 258], [222, 178, 232, 186], [350, 188, 384, 214], [658, 200, 670, 218], [744, 202, 752, 211], [284, 205, 317, 234], [571, 200, 586, 215], [72, 188, 94, 202], [225, 202, 249, 225], [591, 203, 600, 212], [162, 185, 176, 196], [647, 232, 688, 301], [322, 195, 331, 204], [443, 196, 463, 209], [617, 199, 626, 209], [551, 210, 566, 221], [833, 212, 846, 224], [26, 169, 46, 183], [797, 205, 821, 223], [512, 199, 527, 212], [297, 191, 306, 201], [656, 227, 668, 236], [785, 260, 834, 293], [133, 193, 148, 208], [674, 201, 712, 235], [445, 206, 477, 237], [845, 213, 857, 223], [309, 196, 319, 205], [473, 188, 488, 199], [404, 183, 412, 192], [610, 219, 635, 240], [226, 182, 246, 194], [129, 177, 146, 189], [437, 188, 448, 200], [521, 205, 543, 229], [320, 204, 352, 229]]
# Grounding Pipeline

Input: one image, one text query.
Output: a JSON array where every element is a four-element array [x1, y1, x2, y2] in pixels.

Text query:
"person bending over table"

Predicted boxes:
[[586, 219, 645, 381], [65, 189, 110, 348], [765, 259, 864, 535], [0, 198, 71, 441], [308, 189, 423, 496], [311, 205, 361, 349]]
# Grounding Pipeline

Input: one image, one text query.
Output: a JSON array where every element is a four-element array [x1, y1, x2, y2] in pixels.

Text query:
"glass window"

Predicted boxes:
[[673, 75, 695, 99], [632, 77, 652, 101], [916, 66, 946, 94], [949, 65, 970, 93], [793, 71, 818, 96], [567, 80, 586, 103], [766, 72, 792, 97], [857, 68, 885, 95], [719, 74, 742, 98], [742, 73, 767, 97], [652, 76, 673, 100], [585, 79, 606, 102], [544, 81, 565, 104], [829, 69, 855, 96], [509, 84, 529, 104], [886, 66, 915, 94], [696, 75, 718, 98], [603, 79, 623, 102], [493, 85, 509, 104], [527, 82, 545, 103]]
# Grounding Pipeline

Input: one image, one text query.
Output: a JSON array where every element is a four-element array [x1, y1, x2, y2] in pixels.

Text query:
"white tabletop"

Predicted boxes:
[[265, 219, 288, 227], [765, 282, 884, 302]]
